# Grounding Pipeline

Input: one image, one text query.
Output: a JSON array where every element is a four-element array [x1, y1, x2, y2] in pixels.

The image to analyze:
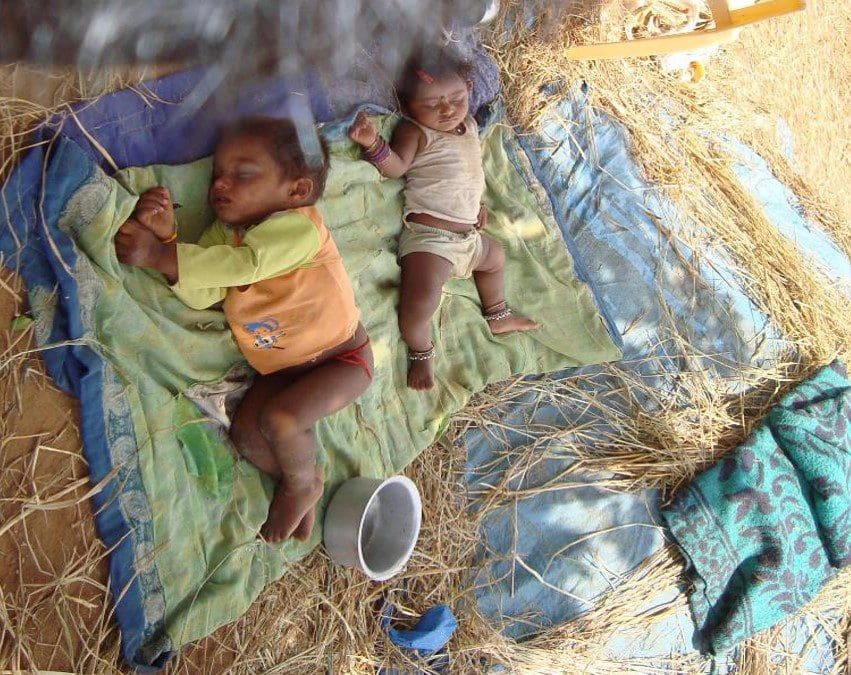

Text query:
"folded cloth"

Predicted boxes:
[[662, 360, 851, 654], [382, 604, 459, 654]]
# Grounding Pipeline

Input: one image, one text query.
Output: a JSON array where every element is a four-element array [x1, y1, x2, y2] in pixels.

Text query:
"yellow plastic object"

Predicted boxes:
[[689, 60, 706, 82], [567, 0, 806, 60]]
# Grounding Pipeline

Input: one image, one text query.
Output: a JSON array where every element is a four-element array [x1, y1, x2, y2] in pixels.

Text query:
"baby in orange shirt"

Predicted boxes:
[[115, 117, 372, 543]]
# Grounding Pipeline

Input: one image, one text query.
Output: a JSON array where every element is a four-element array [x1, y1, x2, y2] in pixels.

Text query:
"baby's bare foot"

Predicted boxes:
[[488, 313, 539, 335], [407, 358, 435, 390], [261, 466, 324, 543]]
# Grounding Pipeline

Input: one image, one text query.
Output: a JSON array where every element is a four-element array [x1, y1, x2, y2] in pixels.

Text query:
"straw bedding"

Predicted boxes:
[[1, 0, 850, 670]]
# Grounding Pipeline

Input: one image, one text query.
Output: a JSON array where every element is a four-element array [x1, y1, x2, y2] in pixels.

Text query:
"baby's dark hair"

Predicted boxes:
[[219, 116, 330, 201], [397, 48, 472, 107]]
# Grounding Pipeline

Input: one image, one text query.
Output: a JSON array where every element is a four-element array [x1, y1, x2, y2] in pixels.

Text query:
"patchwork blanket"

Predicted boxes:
[[0, 101, 619, 665]]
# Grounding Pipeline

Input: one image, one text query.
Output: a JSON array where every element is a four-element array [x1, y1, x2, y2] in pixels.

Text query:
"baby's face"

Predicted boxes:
[[407, 73, 471, 133], [209, 134, 299, 227]]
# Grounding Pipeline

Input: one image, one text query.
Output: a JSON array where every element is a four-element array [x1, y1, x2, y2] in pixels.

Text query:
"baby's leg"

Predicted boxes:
[[473, 234, 539, 334], [399, 252, 453, 390], [231, 340, 373, 543]]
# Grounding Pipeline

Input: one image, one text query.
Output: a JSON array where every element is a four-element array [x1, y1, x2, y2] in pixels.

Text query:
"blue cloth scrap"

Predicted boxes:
[[382, 604, 459, 654], [662, 360, 851, 654]]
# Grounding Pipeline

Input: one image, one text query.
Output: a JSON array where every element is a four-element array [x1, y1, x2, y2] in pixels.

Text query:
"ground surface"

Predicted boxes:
[[0, 1, 848, 671]]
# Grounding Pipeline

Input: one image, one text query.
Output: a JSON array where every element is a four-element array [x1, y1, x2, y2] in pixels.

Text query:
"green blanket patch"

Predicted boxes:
[[64, 115, 620, 651]]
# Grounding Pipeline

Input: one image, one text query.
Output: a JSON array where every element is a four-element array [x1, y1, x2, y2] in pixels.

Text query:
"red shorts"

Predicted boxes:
[[333, 337, 372, 379]]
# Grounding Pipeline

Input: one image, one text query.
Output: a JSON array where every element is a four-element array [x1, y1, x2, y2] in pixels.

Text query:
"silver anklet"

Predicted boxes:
[[408, 345, 436, 361], [483, 306, 513, 322]]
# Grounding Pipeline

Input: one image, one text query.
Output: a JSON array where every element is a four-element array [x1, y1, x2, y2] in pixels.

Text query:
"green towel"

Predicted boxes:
[[62, 115, 620, 653], [662, 360, 851, 654]]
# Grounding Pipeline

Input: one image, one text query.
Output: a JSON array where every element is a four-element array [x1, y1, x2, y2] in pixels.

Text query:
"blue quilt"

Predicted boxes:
[[0, 68, 340, 668], [0, 60, 614, 667]]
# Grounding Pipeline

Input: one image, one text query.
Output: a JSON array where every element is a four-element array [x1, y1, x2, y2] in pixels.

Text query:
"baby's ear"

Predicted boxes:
[[291, 177, 314, 200]]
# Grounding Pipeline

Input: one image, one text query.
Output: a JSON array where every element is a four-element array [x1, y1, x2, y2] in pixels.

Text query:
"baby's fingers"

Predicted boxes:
[[139, 193, 168, 211], [136, 201, 161, 218], [347, 114, 366, 137], [348, 113, 377, 142], [117, 217, 142, 235], [142, 186, 170, 203], [154, 188, 172, 209], [136, 207, 162, 222]]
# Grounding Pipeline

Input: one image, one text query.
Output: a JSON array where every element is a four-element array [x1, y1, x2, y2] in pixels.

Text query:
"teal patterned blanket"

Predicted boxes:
[[662, 360, 851, 654]]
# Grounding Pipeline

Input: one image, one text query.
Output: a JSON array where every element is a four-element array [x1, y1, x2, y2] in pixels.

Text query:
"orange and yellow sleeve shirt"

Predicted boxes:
[[172, 209, 322, 309], [172, 207, 360, 374]]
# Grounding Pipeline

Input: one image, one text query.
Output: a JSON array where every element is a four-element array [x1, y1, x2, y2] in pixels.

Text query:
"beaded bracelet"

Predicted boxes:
[[484, 307, 512, 322], [408, 344, 435, 361], [365, 141, 391, 164], [483, 301, 513, 322]]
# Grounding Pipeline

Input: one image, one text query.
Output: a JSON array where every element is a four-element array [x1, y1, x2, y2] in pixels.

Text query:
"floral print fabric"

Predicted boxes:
[[663, 360, 851, 654]]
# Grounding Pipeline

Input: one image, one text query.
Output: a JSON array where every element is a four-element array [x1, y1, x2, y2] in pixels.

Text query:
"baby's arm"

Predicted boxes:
[[167, 224, 228, 308], [115, 222, 225, 309], [174, 214, 320, 289], [348, 113, 421, 179], [475, 204, 488, 231], [116, 213, 320, 309]]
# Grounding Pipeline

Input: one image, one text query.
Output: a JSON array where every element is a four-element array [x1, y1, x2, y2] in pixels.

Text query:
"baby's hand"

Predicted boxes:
[[475, 204, 488, 231], [348, 112, 379, 148], [133, 186, 175, 240], [115, 218, 167, 268]]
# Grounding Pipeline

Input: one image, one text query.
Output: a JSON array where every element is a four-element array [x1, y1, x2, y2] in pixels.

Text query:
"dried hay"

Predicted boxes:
[[487, 1, 849, 362], [0, 266, 121, 672], [2, 1, 851, 670]]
